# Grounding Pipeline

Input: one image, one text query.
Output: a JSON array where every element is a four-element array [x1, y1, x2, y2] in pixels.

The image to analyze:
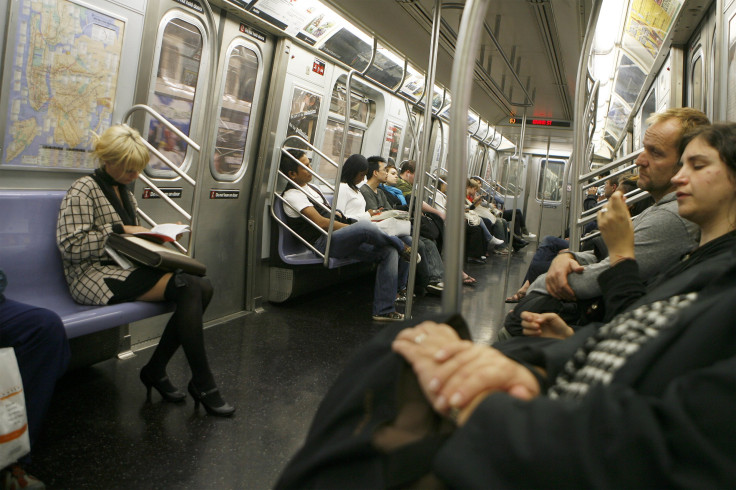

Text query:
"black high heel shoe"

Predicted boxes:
[[188, 381, 235, 417], [140, 366, 186, 403]]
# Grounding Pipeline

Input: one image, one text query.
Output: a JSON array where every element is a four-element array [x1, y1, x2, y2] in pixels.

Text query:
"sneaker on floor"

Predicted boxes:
[[1, 464, 46, 489], [372, 311, 405, 322], [490, 236, 505, 246], [493, 247, 510, 255], [522, 232, 536, 239], [426, 282, 444, 294]]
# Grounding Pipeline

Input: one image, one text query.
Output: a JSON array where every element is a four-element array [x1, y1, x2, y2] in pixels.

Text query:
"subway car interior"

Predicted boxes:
[[0, 0, 734, 487]]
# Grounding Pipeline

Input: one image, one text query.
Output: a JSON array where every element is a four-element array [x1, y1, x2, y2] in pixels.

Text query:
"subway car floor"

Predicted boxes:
[[30, 246, 534, 489]]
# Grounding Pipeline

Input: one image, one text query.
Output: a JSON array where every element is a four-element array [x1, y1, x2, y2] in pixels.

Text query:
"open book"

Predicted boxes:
[[134, 223, 190, 243]]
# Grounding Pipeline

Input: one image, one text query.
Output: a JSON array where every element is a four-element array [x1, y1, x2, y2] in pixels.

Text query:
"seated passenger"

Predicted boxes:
[[282, 134, 736, 485], [56, 124, 233, 416], [396, 160, 446, 220], [279, 149, 408, 322], [380, 164, 407, 208], [0, 268, 70, 489], [503, 108, 709, 336], [362, 156, 445, 295], [335, 154, 374, 222], [522, 122, 736, 339], [466, 179, 507, 252]]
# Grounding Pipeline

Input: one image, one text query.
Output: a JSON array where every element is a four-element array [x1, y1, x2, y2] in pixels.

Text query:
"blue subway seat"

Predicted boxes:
[[0, 190, 172, 339], [272, 198, 359, 268]]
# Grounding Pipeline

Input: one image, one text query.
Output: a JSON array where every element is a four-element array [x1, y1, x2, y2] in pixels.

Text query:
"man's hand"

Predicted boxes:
[[521, 311, 574, 339], [598, 191, 635, 264], [545, 253, 584, 300]]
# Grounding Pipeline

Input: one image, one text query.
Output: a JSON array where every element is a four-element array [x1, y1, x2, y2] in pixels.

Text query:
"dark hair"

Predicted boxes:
[[341, 154, 368, 190], [620, 176, 638, 194], [279, 148, 306, 177], [400, 160, 416, 175], [366, 156, 385, 180], [679, 122, 736, 177]]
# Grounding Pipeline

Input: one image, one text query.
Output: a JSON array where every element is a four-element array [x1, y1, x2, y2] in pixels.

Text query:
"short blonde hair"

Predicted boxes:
[[92, 124, 149, 172], [646, 108, 710, 144]]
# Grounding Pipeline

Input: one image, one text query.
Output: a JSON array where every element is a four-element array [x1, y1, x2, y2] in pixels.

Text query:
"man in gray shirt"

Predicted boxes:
[[362, 156, 445, 294], [503, 108, 709, 336]]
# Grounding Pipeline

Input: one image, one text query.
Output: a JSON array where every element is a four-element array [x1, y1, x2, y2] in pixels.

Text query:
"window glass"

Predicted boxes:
[[381, 122, 402, 162], [320, 120, 364, 184], [329, 85, 374, 125], [146, 18, 203, 177], [286, 86, 322, 150], [614, 54, 646, 105], [691, 54, 703, 111], [536, 159, 564, 201], [212, 43, 259, 178], [500, 157, 523, 197]]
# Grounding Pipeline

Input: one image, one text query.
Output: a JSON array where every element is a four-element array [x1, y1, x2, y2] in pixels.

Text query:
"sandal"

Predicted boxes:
[[463, 275, 476, 286], [505, 290, 526, 303]]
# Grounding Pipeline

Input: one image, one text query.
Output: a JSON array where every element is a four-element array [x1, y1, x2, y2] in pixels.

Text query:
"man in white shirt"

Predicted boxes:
[[279, 149, 408, 321]]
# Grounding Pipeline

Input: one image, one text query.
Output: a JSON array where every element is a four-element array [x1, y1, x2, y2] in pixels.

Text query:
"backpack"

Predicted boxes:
[[275, 315, 471, 489]]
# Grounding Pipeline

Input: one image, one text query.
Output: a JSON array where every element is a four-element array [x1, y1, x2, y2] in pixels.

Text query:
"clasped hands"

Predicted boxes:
[[392, 322, 540, 425]]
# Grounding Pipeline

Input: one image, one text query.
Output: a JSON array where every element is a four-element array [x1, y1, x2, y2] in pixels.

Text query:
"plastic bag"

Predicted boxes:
[[0, 348, 30, 468]]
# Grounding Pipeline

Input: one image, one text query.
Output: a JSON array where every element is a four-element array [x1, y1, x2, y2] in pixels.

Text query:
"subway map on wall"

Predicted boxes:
[[2, 0, 125, 169]]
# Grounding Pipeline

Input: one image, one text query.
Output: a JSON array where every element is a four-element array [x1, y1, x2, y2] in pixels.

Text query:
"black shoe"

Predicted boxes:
[[188, 381, 235, 417], [140, 366, 186, 403], [512, 238, 529, 251]]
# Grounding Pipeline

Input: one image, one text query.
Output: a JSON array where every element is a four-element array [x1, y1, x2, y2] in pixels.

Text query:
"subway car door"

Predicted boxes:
[[523, 156, 567, 239], [191, 15, 273, 320], [131, 3, 273, 326]]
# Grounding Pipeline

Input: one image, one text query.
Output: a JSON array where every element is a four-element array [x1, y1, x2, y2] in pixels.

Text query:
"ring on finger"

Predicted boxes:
[[414, 333, 427, 344]]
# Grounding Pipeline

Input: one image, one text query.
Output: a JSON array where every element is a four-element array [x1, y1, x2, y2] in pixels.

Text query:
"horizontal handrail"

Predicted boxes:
[[577, 189, 652, 226]]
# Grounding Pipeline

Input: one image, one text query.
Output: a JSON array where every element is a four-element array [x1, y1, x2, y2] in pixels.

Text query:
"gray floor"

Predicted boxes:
[[30, 248, 533, 489]]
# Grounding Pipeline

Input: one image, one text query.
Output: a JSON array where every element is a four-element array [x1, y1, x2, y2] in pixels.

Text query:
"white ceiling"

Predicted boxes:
[[323, 0, 593, 153]]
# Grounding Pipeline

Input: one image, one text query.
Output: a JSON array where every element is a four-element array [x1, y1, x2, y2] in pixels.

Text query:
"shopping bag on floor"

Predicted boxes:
[[0, 348, 30, 468]]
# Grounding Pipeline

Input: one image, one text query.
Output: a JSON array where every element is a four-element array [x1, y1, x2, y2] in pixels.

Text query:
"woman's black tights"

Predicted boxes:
[[145, 273, 216, 391]]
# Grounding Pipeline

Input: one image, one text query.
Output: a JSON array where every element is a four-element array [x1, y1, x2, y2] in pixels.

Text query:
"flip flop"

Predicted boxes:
[[463, 275, 477, 286], [505, 290, 526, 303]]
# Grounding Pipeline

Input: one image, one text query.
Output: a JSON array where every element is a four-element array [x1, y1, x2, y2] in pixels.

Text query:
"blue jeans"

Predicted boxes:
[[315, 221, 404, 315], [418, 236, 443, 283], [523, 235, 569, 284]]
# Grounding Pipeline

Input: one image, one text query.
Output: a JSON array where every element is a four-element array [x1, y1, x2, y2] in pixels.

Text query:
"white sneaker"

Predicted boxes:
[[522, 232, 536, 239], [490, 236, 505, 246]]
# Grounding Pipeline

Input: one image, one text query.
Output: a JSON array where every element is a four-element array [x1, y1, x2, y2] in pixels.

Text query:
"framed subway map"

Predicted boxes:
[[2, 0, 126, 170]]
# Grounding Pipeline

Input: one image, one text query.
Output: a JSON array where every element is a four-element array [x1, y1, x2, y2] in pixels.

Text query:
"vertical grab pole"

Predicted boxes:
[[535, 136, 552, 250], [499, 110, 527, 319], [443, 0, 491, 314], [569, 0, 603, 251], [406, 0, 442, 318]]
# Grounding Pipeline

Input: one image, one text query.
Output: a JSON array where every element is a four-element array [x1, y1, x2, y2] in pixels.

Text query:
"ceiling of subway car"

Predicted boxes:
[[323, 0, 593, 153]]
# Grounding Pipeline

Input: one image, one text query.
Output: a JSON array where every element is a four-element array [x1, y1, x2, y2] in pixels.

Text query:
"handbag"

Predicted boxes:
[[465, 209, 481, 226], [0, 348, 30, 469], [374, 217, 411, 237], [107, 234, 207, 276], [276, 314, 471, 489]]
